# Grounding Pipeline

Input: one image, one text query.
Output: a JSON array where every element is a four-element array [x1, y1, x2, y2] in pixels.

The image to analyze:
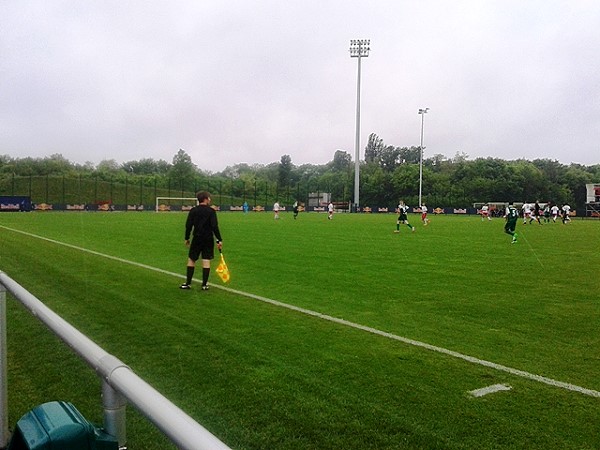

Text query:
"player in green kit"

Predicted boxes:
[[504, 202, 518, 243], [394, 201, 415, 233]]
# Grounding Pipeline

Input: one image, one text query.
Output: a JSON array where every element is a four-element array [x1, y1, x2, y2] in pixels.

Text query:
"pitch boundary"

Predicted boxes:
[[3, 224, 599, 398]]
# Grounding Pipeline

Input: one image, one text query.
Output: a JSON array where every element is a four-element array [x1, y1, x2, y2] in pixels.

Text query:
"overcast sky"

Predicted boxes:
[[2, 1, 599, 172]]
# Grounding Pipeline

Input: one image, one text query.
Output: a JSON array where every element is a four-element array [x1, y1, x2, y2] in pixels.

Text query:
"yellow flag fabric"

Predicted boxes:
[[216, 253, 230, 283]]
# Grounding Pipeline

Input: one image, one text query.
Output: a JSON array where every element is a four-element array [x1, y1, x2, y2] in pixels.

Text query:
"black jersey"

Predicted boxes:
[[398, 204, 409, 220], [185, 204, 222, 242]]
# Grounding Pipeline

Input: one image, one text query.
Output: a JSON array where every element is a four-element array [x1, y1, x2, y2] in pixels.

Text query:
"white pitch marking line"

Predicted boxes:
[[469, 384, 512, 398], [3, 225, 600, 399]]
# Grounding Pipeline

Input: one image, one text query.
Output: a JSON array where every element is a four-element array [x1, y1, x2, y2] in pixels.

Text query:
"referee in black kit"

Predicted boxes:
[[180, 191, 223, 291]]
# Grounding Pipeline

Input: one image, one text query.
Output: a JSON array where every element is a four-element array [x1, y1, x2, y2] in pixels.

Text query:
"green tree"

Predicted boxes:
[[330, 150, 352, 172], [427, 153, 448, 168], [511, 160, 546, 201], [40, 154, 74, 174], [391, 164, 420, 204], [532, 159, 565, 184], [0, 155, 14, 174], [399, 146, 421, 164], [122, 158, 171, 175], [379, 146, 401, 172], [365, 133, 384, 163], [561, 164, 592, 206], [169, 149, 196, 187], [96, 159, 121, 174], [361, 164, 391, 206], [278, 154, 293, 187], [425, 169, 451, 206]]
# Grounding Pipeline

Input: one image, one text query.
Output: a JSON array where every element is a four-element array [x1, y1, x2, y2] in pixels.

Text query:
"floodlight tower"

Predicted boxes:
[[349, 39, 370, 212], [418, 107, 429, 207]]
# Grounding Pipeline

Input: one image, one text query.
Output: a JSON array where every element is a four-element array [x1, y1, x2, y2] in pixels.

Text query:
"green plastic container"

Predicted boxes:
[[8, 401, 118, 450]]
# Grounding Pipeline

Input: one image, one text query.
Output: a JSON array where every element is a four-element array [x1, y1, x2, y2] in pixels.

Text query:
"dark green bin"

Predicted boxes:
[[8, 401, 118, 450]]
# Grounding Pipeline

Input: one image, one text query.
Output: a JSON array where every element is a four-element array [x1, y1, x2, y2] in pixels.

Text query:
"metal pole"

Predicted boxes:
[[418, 108, 429, 207], [354, 54, 362, 212], [102, 380, 127, 447], [0, 283, 8, 449], [350, 39, 370, 212]]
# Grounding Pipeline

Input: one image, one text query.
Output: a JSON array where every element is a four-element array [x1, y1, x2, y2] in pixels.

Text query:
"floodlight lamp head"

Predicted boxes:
[[349, 40, 371, 57]]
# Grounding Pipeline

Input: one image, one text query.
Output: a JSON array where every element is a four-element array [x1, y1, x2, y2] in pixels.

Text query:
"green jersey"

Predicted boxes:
[[506, 205, 518, 222]]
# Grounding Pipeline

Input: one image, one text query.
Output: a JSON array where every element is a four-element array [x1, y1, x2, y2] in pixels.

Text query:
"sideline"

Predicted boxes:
[[2, 224, 599, 398]]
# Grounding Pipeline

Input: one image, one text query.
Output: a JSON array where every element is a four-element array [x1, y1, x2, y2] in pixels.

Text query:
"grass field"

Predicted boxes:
[[0, 210, 599, 449]]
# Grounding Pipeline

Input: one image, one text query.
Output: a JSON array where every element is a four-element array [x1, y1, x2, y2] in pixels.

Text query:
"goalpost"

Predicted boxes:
[[155, 197, 197, 212]]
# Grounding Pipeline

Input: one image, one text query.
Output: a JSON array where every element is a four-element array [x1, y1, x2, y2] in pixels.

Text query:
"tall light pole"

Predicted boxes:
[[349, 39, 370, 212], [418, 107, 429, 207]]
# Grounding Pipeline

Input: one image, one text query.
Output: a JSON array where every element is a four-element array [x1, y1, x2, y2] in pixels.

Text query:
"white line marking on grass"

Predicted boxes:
[[519, 231, 545, 268], [3, 225, 600, 398], [469, 384, 512, 398]]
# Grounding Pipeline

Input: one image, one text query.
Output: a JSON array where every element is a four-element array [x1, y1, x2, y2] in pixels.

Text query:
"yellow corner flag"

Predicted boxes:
[[216, 253, 230, 283]]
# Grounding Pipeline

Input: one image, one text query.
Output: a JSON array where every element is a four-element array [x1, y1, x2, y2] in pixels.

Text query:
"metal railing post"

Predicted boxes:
[[102, 380, 127, 447], [0, 283, 9, 449]]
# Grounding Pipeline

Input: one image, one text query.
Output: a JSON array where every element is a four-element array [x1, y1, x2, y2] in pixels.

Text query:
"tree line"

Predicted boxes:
[[1, 138, 599, 209]]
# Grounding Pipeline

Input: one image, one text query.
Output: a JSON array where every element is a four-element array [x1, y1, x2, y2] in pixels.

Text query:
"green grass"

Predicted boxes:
[[0, 211, 599, 449]]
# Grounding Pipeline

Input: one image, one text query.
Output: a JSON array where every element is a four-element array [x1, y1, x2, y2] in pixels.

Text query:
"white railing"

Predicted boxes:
[[0, 271, 231, 450]]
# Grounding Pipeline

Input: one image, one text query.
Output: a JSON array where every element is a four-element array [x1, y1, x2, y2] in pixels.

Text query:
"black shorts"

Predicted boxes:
[[504, 220, 517, 233], [188, 237, 215, 261]]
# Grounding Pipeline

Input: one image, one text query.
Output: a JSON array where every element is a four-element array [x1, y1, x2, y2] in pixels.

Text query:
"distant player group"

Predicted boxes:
[[275, 200, 334, 220], [393, 199, 573, 245], [498, 201, 572, 244]]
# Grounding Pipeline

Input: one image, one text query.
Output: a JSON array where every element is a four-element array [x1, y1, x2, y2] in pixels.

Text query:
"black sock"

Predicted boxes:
[[202, 268, 210, 286], [186, 267, 194, 285]]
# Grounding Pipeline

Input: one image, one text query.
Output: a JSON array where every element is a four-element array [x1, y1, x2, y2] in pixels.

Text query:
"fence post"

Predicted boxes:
[[102, 380, 127, 447], [0, 282, 9, 449]]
